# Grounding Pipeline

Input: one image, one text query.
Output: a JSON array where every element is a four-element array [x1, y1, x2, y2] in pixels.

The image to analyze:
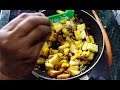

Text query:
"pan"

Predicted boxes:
[[32, 10, 104, 80]]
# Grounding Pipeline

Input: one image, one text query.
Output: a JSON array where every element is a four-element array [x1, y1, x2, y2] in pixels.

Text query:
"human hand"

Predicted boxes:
[[0, 12, 51, 80]]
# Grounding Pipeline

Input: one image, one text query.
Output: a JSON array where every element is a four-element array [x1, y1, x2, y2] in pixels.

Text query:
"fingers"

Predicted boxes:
[[1, 12, 46, 31], [12, 15, 51, 37], [29, 40, 46, 62], [33, 12, 45, 16], [24, 25, 51, 46]]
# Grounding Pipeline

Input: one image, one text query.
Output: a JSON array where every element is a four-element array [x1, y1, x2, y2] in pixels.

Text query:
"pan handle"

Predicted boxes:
[[92, 10, 112, 68]]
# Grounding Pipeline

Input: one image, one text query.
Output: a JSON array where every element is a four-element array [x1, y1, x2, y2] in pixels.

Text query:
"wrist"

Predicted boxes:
[[0, 60, 26, 80], [0, 71, 18, 80]]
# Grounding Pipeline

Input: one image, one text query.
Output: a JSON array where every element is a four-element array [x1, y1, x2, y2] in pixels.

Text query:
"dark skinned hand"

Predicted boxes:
[[0, 12, 52, 80]]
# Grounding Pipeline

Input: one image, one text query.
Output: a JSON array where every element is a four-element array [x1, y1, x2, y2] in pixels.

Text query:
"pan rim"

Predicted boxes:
[[32, 10, 105, 80]]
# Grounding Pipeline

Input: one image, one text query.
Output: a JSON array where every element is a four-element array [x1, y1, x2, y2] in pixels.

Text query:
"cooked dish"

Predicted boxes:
[[36, 15, 98, 79]]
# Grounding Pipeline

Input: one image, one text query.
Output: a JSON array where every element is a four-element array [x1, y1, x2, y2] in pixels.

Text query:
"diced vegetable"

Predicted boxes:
[[37, 57, 45, 65], [45, 63, 54, 70], [49, 54, 60, 65], [66, 37, 72, 44], [48, 55, 54, 59], [62, 28, 69, 35], [58, 42, 70, 50], [69, 70, 80, 76], [86, 36, 90, 43], [60, 60, 68, 65], [57, 74, 70, 79], [87, 43, 98, 53], [56, 10, 64, 14], [89, 35, 95, 43], [87, 52, 95, 60], [82, 51, 90, 58], [74, 31, 81, 40], [70, 43, 76, 53], [64, 48, 69, 55], [59, 68, 65, 73], [70, 55, 77, 61], [73, 40, 82, 47], [75, 49, 82, 57], [57, 53, 63, 57], [47, 69, 60, 77], [51, 49, 59, 54], [53, 23, 63, 32], [40, 42, 49, 57], [82, 42, 88, 51], [77, 23, 86, 32], [69, 60, 80, 66], [61, 63, 70, 69], [81, 30, 86, 39], [67, 66, 79, 71]]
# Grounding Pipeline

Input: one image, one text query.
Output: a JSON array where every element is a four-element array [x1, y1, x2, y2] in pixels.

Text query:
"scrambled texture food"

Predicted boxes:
[[36, 16, 98, 79]]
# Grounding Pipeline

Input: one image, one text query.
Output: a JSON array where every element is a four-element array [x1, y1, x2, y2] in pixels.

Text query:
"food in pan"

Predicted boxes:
[[36, 14, 98, 79]]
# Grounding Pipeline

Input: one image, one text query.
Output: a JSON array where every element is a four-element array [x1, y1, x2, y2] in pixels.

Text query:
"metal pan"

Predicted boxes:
[[32, 10, 104, 80]]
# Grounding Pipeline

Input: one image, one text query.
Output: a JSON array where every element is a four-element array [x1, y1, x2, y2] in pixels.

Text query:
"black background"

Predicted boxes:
[[0, 0, 119, 9]]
